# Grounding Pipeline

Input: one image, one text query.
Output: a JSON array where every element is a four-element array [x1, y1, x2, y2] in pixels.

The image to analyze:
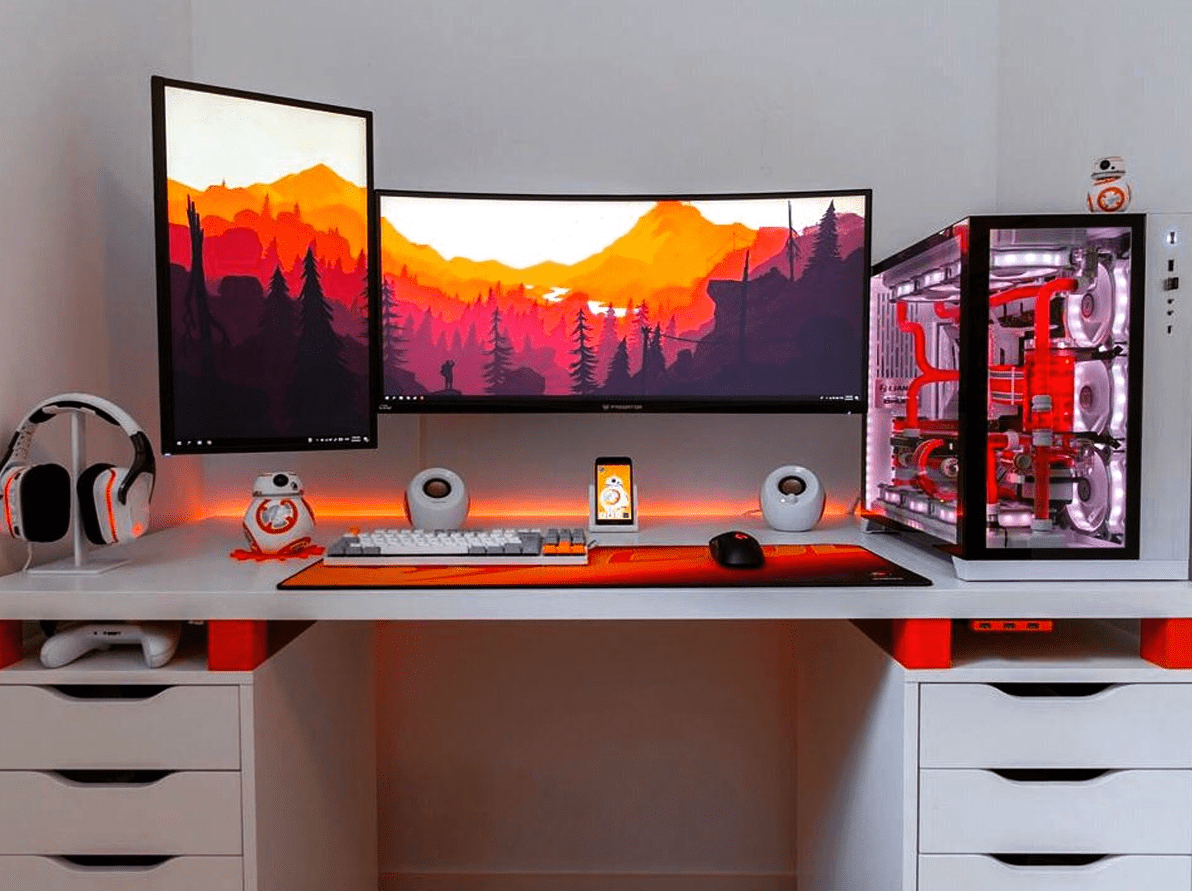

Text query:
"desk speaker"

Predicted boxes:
[[760, 465, 825, 532], [405, 467, 468, 530]]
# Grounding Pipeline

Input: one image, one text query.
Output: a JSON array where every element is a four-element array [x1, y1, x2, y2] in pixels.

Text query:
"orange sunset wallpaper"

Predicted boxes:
[[155, 81, 373, 448], [378, 193, 868, 406]]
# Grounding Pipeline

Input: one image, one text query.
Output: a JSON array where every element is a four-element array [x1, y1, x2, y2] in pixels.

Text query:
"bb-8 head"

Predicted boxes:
[[1087, 156, 1131, 213]]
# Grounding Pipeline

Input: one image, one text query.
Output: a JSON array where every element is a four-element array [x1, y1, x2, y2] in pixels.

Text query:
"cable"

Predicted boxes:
[[20, 543, 33, 572]]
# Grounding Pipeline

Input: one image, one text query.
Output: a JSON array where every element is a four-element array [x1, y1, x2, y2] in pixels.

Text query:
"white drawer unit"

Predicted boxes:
[[0, 770, 243, 855], [918, 854, 1192, 891], [919, 682, 1192, 769], [919, 768, 1192, 854], [0, 855, 244, 891], [0, 621, 376, 891], [795, 621, 1192, 891], [0, 685, 240, 771]]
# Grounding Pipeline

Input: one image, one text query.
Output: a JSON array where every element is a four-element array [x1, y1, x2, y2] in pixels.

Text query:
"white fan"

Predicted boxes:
[[1064, 265, 1113, 347], [1066, 448, 1110, 534], [1072, 360, 1112, 433]]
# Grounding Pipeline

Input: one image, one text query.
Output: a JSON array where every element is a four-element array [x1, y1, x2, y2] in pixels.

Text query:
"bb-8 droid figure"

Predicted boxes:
[[600, 474, 629, 515], [243, 472, 316, 555], [1087, 156, 1132, 213]]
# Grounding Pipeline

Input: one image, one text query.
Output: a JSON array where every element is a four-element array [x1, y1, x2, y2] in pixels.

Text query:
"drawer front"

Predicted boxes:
[[0, 771, 242, 855], [0, 855, 242, 891], [920, 683, 1192, 768], [0, 686, 240, 770], [919, 769, 1192, 854], [919, 854, 1192, 891]]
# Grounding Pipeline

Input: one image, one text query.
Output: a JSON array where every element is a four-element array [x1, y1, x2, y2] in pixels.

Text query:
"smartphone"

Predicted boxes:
[[594, 456, 635, 525]]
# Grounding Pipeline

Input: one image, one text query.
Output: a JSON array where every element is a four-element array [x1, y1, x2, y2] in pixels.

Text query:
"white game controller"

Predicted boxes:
[[40, 622, 182, 669]]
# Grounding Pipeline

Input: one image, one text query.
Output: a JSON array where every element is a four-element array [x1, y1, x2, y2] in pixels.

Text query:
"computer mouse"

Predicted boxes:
[[708, 530, 765, 569]]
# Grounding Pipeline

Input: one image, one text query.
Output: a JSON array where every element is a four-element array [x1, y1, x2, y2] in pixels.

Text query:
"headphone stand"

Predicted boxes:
[[26, 412, 128, 576]]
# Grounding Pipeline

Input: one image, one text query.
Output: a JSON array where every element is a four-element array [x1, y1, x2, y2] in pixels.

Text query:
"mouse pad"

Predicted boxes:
[[277, 543, 931, 589]]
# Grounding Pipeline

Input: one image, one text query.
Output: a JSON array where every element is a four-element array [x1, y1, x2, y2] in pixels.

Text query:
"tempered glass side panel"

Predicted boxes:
[[866, 228, 964, 543], [983, 223, 1136, 551]]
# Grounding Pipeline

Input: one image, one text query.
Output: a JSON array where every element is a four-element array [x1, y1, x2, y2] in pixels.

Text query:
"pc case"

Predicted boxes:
[[865, 213, 1192, 580]]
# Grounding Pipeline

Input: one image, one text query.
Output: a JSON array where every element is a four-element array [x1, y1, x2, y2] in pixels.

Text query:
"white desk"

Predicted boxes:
[[3, 519, 1192, 891], [0, 515, 1190, 621]]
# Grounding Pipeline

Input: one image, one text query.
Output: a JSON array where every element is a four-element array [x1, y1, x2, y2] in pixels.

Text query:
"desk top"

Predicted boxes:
[[0, 515, 1190, 620]]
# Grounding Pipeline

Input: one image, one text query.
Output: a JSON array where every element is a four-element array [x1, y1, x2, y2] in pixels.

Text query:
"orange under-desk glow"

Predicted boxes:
[[204, 496, 854, 523]]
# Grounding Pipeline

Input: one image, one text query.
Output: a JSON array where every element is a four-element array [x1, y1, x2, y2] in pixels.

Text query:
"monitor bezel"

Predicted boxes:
[[373, 187, 873, 414], [151, 75, 379, 456]]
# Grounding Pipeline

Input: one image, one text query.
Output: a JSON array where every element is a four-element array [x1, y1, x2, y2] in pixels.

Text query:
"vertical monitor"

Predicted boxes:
[[375, 190, 871, 412], [151, 77, 377, 454]]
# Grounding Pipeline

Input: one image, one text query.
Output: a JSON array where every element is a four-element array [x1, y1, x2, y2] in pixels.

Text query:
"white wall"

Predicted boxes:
[[193, 0, 1001, 516], [0, 0, 202, 575], [997, 0, 1192, 213]]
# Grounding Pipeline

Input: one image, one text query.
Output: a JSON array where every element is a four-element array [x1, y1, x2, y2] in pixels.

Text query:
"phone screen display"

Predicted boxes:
[[595, 459, 634, 524]]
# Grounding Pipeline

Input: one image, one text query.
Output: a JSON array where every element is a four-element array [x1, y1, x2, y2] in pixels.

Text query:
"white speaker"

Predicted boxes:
[[405, 467, 469, 530], [760, 465, 825, 532]]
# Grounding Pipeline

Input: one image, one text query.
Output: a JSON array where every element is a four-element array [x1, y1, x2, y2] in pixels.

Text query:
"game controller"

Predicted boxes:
[[40, 622, 182, 669]]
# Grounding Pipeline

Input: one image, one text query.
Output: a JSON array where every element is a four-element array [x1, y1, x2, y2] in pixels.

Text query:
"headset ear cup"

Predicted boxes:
[[19, 464, 72, 542], [76, 463, 115, 545]]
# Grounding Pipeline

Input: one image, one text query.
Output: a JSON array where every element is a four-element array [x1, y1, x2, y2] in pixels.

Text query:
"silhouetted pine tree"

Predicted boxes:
[[809, 200, 842, 269], [381, 278, 407, 372], [596, 307, 619, 380], [287, 245, 355, 431], [631, 301, 651, 373], [569, 307, 598, 394], [259, 265, 294, 341], [602, 338, 632, 392], [663, 316, 679, 363], [482, 306, 513, 394], [646, 324, 665, 377]]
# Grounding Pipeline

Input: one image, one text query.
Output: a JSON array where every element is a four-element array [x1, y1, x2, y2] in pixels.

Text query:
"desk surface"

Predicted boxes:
[[1, 516, 1191, 620]]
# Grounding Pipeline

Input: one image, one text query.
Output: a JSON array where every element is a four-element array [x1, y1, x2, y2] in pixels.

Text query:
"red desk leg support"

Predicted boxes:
[[208, 620, 268, 671], [891, 618, 952, 669], [1141, 618, 1192, 669], [0, 621, 22, 669]]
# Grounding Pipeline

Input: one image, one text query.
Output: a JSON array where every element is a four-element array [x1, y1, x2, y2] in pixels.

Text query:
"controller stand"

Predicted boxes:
[[588, 484, 640, 533], [28, 412, 127, 575]]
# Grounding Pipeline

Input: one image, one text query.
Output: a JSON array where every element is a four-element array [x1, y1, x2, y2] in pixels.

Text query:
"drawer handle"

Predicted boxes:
[[991, 768, 1113, 784], [46, 684, 171, 701], [49, 769, 173, 787], [990, 682, 1115, 698], [993, 854, 1107, 866], [52, 855, 173, 873]]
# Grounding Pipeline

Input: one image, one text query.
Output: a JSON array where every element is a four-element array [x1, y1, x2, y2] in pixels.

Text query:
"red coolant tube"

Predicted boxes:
[[913, 437, 957, 503], [897, 302, 959, 428], [1029, 277, 1079, 519]]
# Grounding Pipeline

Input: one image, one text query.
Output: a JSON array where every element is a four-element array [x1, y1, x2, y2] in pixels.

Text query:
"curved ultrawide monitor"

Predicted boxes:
[[375, 189, 871, 413], [151, 77, 377, 454]]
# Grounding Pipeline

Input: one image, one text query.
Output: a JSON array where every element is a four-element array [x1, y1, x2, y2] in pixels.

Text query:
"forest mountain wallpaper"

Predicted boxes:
[[158, 84, 372, 447], [377, 194, 868, 406]]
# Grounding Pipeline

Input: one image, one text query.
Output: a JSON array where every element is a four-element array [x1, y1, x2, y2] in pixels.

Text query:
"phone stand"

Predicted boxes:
[[588, 484, 640, 533]]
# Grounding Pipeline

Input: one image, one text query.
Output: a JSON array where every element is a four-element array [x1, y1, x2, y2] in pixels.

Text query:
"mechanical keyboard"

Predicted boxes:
[[325, 527, 590, 566]]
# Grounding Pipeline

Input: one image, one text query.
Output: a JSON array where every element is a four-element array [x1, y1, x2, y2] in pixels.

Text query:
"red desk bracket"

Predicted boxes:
[[1141, 618, 1192, 669], [0, 620, 21, 669], [891, 618, 952, 669], [208, 620, 268, 671]]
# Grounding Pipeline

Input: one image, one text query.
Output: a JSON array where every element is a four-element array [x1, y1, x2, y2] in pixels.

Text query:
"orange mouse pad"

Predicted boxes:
[[278, 543, 931, 590]]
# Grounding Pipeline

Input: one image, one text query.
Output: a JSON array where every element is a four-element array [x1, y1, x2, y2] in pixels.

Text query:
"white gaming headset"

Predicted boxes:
[[0, 393, 156, 545]]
